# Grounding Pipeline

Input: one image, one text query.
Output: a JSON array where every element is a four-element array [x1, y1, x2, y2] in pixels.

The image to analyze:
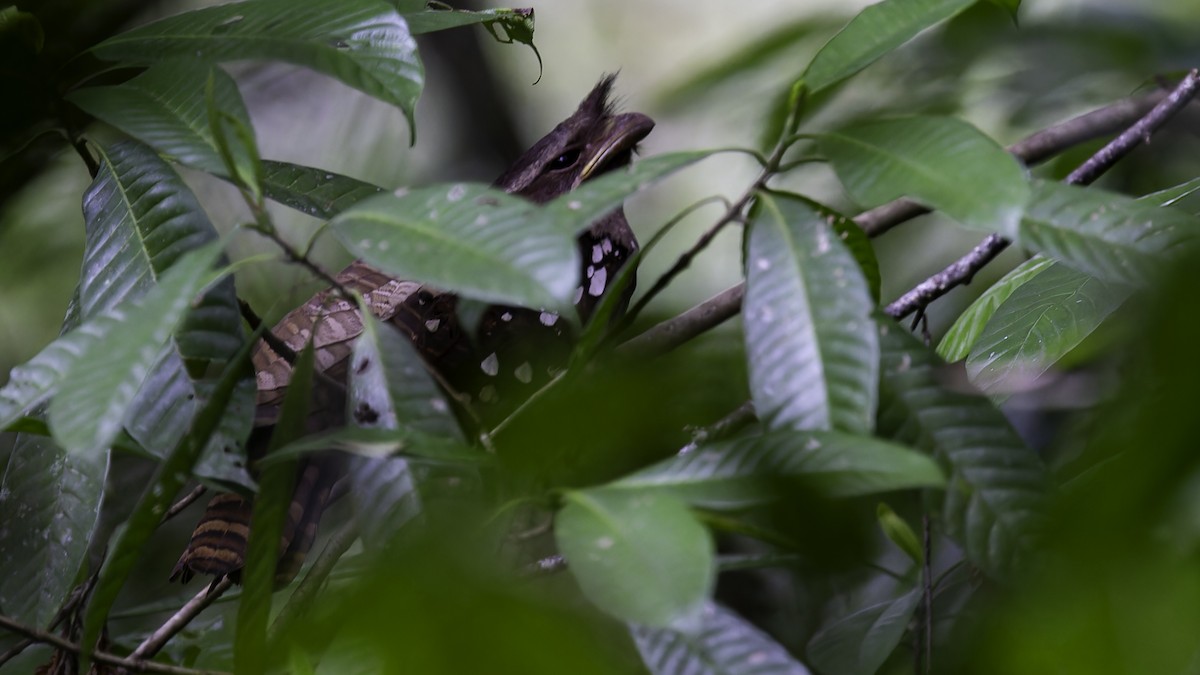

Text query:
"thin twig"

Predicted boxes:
[[0, 613, 230, 675], [618, 284, 745, 358], [625, 195, 750, 323], [884, 69, 1200, 320], [127, 578, 234, 663], [618, 86, 1194, 355], [0, 638, 33, 668], [161, 485, 208, 524], [678, 400, 757, 455], [249, 225, 352, 299]]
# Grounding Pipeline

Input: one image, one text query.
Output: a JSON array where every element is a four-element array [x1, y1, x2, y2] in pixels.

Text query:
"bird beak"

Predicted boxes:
[[579, 112, 656, 182]]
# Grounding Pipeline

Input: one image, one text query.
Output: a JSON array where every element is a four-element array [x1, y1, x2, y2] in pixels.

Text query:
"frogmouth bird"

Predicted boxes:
[[171, 75, 654, 585]]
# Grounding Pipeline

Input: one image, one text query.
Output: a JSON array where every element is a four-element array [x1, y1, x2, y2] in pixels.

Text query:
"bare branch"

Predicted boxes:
[[882, 234, 1010, 320], [127, 578, 234, 663], [161, 484, 207, 525], [0, 612, 230, 675], [618, 284, 744, 358]]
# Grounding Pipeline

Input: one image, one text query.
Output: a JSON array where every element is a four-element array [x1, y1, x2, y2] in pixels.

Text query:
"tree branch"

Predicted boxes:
[[161, 484, 208, 524], [618, 283, 744, 358], [0, 613, 230, 675], [884, 69, 1200, 320], [126, 578, 234, 663]]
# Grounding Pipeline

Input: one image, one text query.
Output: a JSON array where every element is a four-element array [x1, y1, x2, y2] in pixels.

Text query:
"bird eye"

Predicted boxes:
[[549, 148, 581, 171]]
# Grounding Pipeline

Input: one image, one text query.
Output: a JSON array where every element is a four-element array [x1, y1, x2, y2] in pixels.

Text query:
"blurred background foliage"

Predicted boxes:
[[3, 0, 1200, 673]]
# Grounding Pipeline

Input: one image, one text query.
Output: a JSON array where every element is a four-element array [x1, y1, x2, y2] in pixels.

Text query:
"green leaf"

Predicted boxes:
[[937, 255, 1055, 362], [48, 242, 226, 458], [1016, 180, 1200, 286], [403, 6, 532, 35], [1140, 176, 1200, 209], [264, 426, 482, 465], [347, 308, 473, 548], [79, 141, 234, 324], [331, 183, 576, 309], [80, 325, 259, 666], [609, 428, 944, 508], [965, 262, 1130, 394], [876, 502, 923, 563], [801, 0, 978, 94], [0, 432, 108, 636], [352, 306, 465, 441], [773, 191, 882, 302], [744, 192, 878, 433], [632, 601, 812, 675], [877, 320, 1050, 580], [66, 61, 251, 176], [237, 340, 315, 674], [0, 310, 126, 430], [538, 151, 717, 237], [556, 489, 714, 628], [74, 141, 248, 482], [817, 116, 1030, 233], [261, 160, 385, 219], [806, 585, 922, 675], [89, 0, 424, 131]]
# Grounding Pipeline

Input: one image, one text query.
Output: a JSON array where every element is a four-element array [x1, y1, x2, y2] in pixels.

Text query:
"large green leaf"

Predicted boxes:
[[76, 141, 250, 484], [89, 0, 423, 129], [66, 61, 251, 176], [331, 183, 576, 309], [261, 160, 385, 219], [608, 428, 944, 508], [631, 602, 812, 675], [802, 0, 978, 94], [555, 489, 714, 628], [806, 585, 922, 675], [79, 141, 229, 322], [347, 309, 469, 548], [0, 431, 108, 636], [965, 262, 1130, 394], [818, 116, 1029, 233], [743, 192, 878, 433], [877, 320, 1050, 580], [48, 242, 226, 458], [1016, 180, 1200, 286], [937, 256, 1055, 362]]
